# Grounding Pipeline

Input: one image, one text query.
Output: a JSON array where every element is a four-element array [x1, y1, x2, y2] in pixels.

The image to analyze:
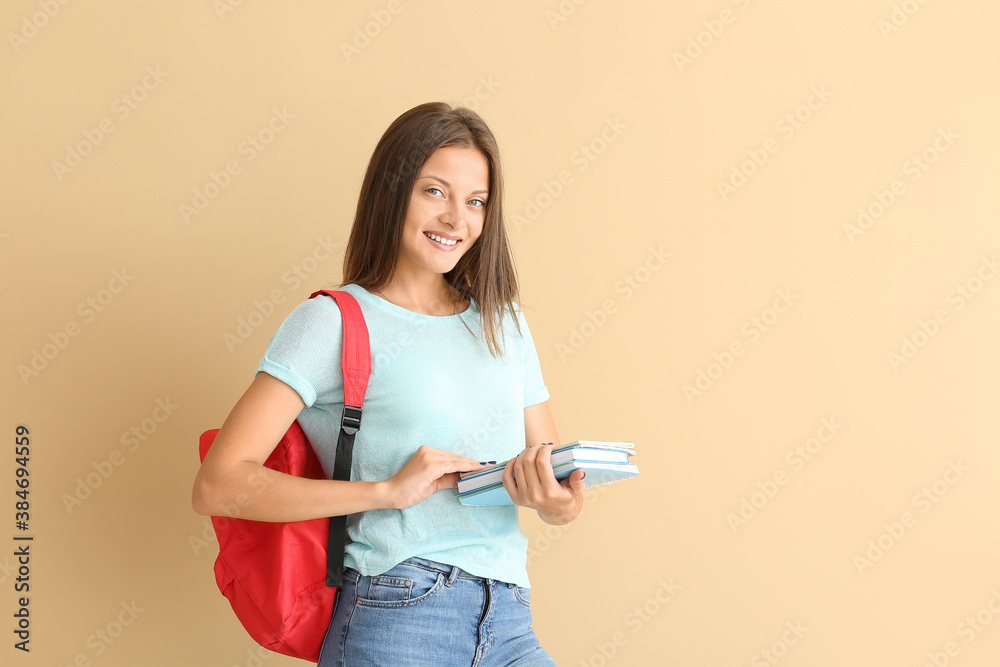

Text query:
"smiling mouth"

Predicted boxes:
[[424, 232, 460, 247]]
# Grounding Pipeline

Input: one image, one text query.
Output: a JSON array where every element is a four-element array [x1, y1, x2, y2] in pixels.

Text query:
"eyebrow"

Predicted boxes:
[[418, 174, 488, 196]]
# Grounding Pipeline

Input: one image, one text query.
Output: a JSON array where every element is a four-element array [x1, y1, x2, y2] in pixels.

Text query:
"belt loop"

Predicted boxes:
[[446, 565, 460, 587]]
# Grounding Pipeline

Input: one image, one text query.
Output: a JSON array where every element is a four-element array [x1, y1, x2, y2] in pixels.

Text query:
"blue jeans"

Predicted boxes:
[[317, 557, 556, 666]]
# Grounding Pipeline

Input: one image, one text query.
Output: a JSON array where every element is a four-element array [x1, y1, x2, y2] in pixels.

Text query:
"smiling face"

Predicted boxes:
[[395, 145, 490, 282]]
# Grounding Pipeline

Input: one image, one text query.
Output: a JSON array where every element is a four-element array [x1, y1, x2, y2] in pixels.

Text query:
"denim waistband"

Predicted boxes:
[[399, 556, 485, 583]]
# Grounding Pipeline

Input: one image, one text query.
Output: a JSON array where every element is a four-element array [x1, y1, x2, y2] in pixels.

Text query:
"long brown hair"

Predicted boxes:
[[341, 102, 520, 357]]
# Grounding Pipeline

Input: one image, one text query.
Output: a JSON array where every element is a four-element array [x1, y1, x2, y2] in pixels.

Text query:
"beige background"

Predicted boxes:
[[2, 1, 999, 665]]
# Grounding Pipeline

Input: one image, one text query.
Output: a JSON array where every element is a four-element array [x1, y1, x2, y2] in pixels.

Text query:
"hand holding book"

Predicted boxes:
[[501, 442, 587, 525], [457, 441, 640, 507]]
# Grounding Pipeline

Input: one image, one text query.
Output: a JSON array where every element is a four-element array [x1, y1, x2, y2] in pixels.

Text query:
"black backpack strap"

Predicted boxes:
[[326, 405, 362, 586]]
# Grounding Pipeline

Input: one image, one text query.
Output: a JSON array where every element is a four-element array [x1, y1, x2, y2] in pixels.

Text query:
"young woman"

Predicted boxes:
[[192, 102, 585, 666]]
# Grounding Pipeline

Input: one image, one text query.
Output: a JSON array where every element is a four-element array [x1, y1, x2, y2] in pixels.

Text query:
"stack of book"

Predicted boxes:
[[457, 440, 640, 506]]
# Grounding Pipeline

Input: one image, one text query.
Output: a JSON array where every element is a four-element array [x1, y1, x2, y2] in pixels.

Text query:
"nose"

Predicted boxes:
[[439, 197, 466, 229]]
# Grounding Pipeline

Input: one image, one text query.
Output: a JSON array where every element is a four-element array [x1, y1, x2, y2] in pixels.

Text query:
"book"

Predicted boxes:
[[457, 440, 633, 490], [457, 440, 640, 506]]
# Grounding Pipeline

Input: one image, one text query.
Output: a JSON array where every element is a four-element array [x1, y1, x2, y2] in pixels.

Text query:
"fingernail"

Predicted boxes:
[[488, 461, 497, 465], [480, 461, 488, 465], [582, 472, 586, 479]]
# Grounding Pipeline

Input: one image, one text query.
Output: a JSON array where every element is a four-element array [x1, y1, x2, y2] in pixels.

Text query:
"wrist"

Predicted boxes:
[[538, 509, 573, 526], [538, 498, 584, 525], [371, 480, 399, 510]]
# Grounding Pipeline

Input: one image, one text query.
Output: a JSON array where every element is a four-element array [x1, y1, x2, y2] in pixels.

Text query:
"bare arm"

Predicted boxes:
[[192, 372, 485, 521]]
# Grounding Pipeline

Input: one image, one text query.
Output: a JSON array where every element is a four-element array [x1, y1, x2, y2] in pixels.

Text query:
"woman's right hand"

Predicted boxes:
[[385, 445, 486, 509]]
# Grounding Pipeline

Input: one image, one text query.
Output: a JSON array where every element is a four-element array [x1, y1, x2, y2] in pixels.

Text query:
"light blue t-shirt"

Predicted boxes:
[[256, 282, 549, 588]]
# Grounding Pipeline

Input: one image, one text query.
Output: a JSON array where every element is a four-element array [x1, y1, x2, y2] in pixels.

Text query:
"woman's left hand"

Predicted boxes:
[[502, 443, 586, 525]]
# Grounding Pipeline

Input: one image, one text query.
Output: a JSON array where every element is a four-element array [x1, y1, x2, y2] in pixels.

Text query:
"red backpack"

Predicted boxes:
[[198, 289, 371, 662]]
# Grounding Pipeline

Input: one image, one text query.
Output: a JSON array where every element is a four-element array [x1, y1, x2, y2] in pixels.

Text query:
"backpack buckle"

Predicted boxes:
[[341, 405, 363, 435]]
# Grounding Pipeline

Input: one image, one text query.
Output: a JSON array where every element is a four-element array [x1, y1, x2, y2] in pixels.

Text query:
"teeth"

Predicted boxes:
[[427, 233, 457, 246]]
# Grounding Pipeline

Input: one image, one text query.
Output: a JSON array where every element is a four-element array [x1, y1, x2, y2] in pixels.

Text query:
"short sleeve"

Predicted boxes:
[[255, 296, 345, 408], [517, 309, 550, 408]]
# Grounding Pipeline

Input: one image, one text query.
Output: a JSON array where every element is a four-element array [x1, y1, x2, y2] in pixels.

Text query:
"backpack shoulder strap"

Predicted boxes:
[[310, 290, 371, 410], [308, 289, 371, 587]]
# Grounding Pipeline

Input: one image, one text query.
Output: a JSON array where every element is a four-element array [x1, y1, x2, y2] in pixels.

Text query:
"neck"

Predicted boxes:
[[373, 271, 466, 316]]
